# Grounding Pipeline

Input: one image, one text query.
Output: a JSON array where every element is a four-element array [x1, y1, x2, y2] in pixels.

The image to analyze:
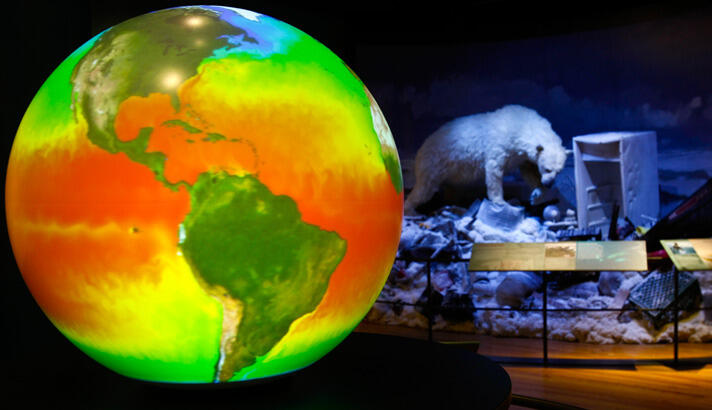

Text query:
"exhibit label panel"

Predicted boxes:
[[469, 241, 648, 271]]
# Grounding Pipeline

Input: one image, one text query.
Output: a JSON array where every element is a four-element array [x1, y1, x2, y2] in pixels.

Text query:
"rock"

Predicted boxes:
[[567, 281, 599, 299], [598, 271, 624, 296], [620, 271, 644, 291], [441, 290, 475, 323], [617, 311, 635, 324], [470, 272, 496, 300], [549, 271, 599, 290], [391, 300, 404, 316], [471, 282, 496, 300], [410, 230, 450, 259], [404, 262, 427, 280], [431, 270, 454, 293], [415, 286, 444, 319], [495, 271, 542, 308], [463, 199, 483, 218], [388, 260, 408, 286], [430, 219, 456, 237], [454, 216, 475, 237], [437, 205, 468, 218], [543, 204, 561, 222], [519, 218, 544, 237], [458, 242, 474, 259], [388, 260, 426, 288], [397, 219, 424, 256], [609, 288, 631, 310], [431, 262, 471, 294]]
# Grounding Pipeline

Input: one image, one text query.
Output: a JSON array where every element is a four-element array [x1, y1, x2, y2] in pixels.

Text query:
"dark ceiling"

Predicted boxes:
[[82, 1, 712, 45]]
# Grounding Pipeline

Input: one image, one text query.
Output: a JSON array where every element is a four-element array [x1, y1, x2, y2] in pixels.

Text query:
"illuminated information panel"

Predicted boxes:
[[661, 239, 712, 271], [469, 241, 648, 271]]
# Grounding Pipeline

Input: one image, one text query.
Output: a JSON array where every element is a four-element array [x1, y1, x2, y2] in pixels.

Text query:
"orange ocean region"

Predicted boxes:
[[110, 76, 404, 328], [6, 133, 191, 327]]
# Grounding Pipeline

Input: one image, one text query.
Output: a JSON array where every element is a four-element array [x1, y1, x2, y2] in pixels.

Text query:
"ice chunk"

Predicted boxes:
[[475, 199, 525, 232], [469, 199, 556, 243]]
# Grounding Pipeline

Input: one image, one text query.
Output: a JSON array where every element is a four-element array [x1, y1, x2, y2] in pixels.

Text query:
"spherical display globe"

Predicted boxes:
[[7, 6, 403, 384]]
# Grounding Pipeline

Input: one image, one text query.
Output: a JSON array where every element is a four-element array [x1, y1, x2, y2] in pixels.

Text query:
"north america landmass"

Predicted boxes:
[[69, 6, 351, 382]]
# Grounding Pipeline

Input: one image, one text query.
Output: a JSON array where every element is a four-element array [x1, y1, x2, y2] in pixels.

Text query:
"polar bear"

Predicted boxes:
[[404, 105, 567, 214]]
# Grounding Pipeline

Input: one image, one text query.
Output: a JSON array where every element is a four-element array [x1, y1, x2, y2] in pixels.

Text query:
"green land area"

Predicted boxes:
[[180, 172, 346, 381]]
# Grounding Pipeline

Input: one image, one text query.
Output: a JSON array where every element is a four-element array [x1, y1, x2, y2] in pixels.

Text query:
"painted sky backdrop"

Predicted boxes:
[[347, 3, 712, 212], [357, 6, 712, 161]]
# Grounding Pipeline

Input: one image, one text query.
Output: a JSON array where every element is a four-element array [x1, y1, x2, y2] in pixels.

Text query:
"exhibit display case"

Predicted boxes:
[[357, 1, 712, 367]]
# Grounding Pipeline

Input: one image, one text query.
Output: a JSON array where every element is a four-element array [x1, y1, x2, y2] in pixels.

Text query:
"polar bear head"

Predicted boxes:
[[510, 105, 567, 187], [535, 143, 567, 187]]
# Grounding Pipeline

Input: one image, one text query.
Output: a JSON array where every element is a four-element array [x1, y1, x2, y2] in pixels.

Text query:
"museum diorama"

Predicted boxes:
[[360, 3, 712, 359], [367, 107, 712, 346], [3, 1, 712, 408]]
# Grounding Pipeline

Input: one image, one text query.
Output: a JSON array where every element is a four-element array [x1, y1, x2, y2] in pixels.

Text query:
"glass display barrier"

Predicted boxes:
[[369, 239, 711, 366]]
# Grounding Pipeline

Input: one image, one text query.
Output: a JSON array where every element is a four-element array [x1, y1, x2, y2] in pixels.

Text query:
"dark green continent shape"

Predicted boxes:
[[180, 172, 346, 381], [70, 7, 256, 188]]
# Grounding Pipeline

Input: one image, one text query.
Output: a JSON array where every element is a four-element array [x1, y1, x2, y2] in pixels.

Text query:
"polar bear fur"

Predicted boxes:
[[404, 105, 567, 214]]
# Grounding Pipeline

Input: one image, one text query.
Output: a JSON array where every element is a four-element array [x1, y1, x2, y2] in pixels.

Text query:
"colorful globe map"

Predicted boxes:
[[6, 6, 403, 384]]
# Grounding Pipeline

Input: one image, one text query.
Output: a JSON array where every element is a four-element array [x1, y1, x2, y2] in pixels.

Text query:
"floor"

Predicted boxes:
[[355, 322, 712, 409], [506, 364, 712, 409]]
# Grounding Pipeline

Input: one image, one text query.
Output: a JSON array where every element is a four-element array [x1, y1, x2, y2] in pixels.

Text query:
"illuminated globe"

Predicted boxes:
[[7, 6, 402, 384]]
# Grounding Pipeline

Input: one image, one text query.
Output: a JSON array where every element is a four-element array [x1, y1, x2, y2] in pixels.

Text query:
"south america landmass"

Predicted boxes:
[[179, 172, 346, 382]]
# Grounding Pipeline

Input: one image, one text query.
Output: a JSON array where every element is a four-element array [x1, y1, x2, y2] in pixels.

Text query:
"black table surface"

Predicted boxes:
[[4, 330, 511, 409]]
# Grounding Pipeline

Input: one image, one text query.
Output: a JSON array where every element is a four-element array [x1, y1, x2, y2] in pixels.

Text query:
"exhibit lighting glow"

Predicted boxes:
[[161, 71, 183, 89], [185, 16, 205, 27]]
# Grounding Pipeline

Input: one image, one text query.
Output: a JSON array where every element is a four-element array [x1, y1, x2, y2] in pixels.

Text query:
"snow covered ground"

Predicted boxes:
[[366, 199, 712, 344]]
